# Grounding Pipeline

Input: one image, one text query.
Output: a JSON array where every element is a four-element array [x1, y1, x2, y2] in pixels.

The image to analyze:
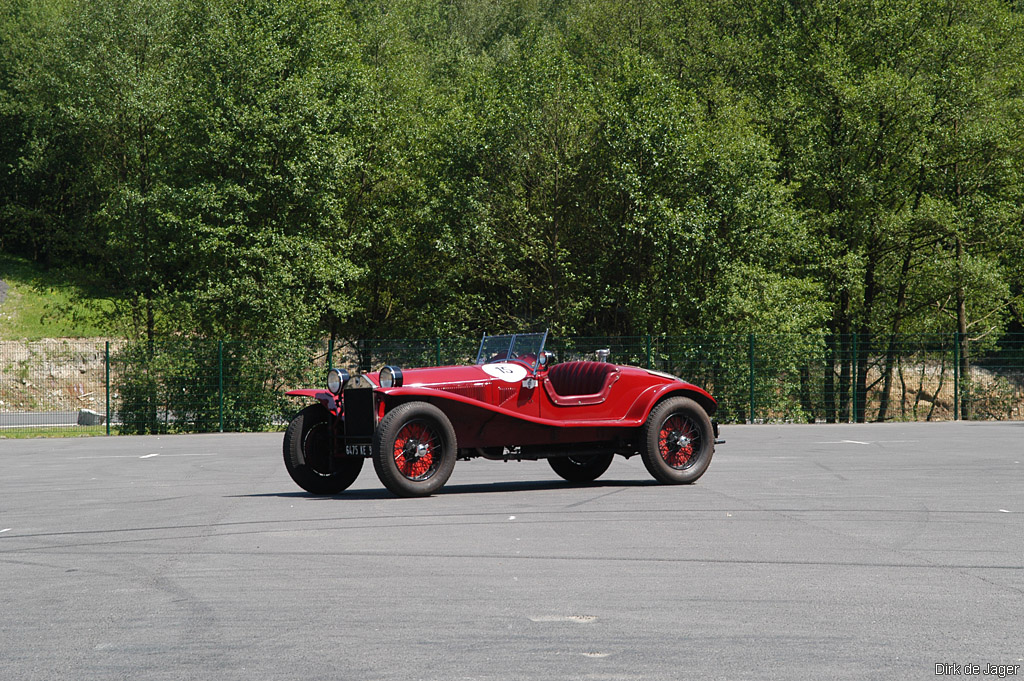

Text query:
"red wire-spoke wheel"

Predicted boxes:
[[658, 414, 700, 470], [640, 396, 715, 484], [373, 401, 457, 497], [392, 421, 441, 480]]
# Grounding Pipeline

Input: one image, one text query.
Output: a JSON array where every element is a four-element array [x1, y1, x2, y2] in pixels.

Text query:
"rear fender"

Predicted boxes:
[[626, 382, 717, 422]]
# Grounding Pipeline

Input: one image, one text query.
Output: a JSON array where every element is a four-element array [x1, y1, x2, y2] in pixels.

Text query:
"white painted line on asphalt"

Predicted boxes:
[[817, 440, 871, 445], [816, 439, 919, 445], [139, 453, 159, 459], [71, 453, 217, 459], [508, 516, 516, 520], [999, 509, 1011, 513], [529, 615, 598, 623], [0, 528, 11, 534]]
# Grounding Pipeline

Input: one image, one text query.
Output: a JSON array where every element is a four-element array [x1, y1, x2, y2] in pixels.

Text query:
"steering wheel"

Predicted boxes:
[[486, 351, 537, 367]]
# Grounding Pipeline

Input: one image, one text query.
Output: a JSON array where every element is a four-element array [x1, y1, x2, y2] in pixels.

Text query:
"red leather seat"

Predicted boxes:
[[546, 361, 619, 398]]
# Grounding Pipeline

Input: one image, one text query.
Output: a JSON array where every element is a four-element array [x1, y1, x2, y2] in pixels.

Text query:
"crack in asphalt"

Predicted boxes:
[[1, 505, 1011, 542]]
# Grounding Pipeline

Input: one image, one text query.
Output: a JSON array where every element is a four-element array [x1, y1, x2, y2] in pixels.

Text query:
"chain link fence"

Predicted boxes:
[[2, 334, 1022, 435]]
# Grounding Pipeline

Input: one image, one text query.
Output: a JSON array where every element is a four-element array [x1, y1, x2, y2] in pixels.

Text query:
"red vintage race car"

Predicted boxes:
[[283, 332, 721, 497]]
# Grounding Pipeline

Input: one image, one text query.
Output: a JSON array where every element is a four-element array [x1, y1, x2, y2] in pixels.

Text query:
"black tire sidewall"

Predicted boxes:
[[548, 453, 615, 482], [640, 396, 714, 484], [373, 401, 457, 497], [283, 404, 363, 495]]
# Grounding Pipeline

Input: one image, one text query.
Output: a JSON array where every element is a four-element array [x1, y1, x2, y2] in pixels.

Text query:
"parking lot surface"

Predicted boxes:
[[1, 422, 1022, 680]]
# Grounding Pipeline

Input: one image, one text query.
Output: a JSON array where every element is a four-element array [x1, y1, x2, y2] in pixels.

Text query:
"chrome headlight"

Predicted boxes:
[[326, 368, 349, 395], [379, 365, 403, 388]]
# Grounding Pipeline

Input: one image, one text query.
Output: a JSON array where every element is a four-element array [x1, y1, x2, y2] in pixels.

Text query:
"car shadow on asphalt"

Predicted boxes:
[[234, 478, 657, 500]]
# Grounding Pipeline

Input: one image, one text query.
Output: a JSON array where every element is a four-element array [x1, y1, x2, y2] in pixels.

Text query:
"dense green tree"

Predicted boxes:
[[651, 0, 1024, 420], [167, 0, 367, 340], [0, 0, 1021, 369], [8, 0, 189, 338]]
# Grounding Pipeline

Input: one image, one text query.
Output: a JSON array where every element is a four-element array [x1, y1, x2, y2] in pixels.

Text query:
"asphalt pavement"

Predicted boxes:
[[1, 422, 1022, 680]]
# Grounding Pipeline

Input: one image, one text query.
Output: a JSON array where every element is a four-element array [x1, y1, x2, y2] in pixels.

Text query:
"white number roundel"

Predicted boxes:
[[481, 362, 528, 383]]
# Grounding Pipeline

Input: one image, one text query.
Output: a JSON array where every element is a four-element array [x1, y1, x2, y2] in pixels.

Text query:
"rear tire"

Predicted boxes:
[[639, 397, 714, 484], [283, 404, 364, 495], [548, 453, 614, 482], [373, 402, 457, 497]]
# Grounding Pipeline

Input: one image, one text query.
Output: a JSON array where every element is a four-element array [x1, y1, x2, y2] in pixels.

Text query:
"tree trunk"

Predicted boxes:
[[878, 248, 912, 422], [854, 257, 879, 423], [798, 365, 815, 423], [855, 333, 870, 423], [838, 290, 852, 422], [956, 237, 970, 420], [952, 121, 970, 421], [824, 334, 836, 423]]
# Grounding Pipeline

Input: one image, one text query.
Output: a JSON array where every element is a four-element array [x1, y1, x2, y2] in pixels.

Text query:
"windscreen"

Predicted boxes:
[[475, 335, 515, 364], [475, 332, 548, 369]]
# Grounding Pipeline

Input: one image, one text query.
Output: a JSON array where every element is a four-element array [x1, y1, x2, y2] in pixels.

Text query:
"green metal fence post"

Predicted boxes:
[[645, 334, 652, 369], [327, 338, 334, 368], [435, 337, 442, 366], [218, 340, 224, 433], [105, 341, 110, 436], [748, 333, 755, 424], [953, 332, 960, 421]]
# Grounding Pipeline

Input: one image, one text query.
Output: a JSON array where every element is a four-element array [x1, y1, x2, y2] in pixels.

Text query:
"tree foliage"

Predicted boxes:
[[1, 0, 1021, 355]]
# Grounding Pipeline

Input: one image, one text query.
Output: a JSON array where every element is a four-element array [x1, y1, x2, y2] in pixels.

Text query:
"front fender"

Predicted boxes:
[[286, 389, 339, 415]]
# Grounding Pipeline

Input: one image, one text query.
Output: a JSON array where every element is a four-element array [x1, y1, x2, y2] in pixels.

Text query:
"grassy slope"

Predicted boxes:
[[0, 253, 112, 340]]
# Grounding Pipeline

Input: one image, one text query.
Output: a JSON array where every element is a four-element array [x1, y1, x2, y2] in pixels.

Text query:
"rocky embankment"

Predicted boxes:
[[0, 339, 108, 412]]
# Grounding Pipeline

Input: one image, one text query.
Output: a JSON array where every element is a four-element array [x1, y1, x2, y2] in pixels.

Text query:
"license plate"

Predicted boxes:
[[345, 444, 373, 457]]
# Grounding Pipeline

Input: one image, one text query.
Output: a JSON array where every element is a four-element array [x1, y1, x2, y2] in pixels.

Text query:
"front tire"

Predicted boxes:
[[548, 453, 614, 482], [283, 404, 364, 495], [372, 402, 457, 497], [639, 397, 714, 484]]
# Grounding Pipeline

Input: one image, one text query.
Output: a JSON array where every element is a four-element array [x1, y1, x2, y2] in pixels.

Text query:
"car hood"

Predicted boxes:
[[367, 364, 510, 389], [368, 363, 687, 390]]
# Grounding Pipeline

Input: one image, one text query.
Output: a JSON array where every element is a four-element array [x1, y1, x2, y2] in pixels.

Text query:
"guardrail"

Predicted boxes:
[[1, 334, 1021, 435]]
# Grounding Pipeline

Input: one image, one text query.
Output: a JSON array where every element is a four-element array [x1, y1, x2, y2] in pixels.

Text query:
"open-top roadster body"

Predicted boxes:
[[283, 332, 721, 497]]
